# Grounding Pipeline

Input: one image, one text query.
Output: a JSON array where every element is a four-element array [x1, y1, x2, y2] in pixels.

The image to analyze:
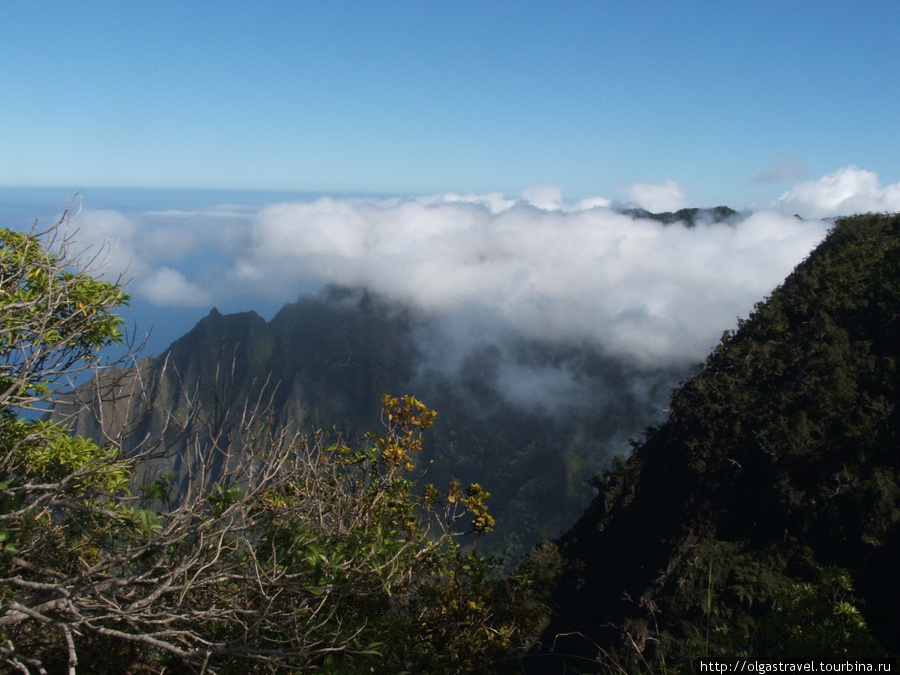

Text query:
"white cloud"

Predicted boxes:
[[521, 184, 563, 210], [138, 267, 214, 307], [575, 195, 612, 210], [67, 209, 144, 280], [72, 205, 256, 303], [235, 196, 828, 366], [65, 185, 834, 367], [423, 192, 516, 214], [773, 165, 900, 218], [623, 179, 687, 212]]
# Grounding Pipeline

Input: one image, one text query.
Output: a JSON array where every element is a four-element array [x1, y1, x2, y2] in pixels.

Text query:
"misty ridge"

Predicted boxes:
[[54, 165, 900, 557], [54, 176, 857, 560], [62, 163, 900, 415], [74, 283, 691, 561], [69, 180, 841, 373], [59, 195, 829, 430]]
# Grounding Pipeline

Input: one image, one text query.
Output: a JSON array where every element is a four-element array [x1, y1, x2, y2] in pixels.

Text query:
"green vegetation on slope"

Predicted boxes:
[[541, 212, 900, 666]]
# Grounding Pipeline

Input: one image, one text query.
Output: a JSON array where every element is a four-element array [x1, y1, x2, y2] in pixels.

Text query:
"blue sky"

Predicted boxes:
[[2, 2, 900, 366], [3, 1, 899, 207]]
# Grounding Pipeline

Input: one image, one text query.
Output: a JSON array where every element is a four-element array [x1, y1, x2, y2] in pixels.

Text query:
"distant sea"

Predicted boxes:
[[0, 185, 382, 226]]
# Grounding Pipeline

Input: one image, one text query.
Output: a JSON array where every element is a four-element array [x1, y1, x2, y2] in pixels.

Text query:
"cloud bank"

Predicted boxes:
[[236, 197, 826, 366], [66, 165, 900, 372], [50, 166, 899, 469], [72, 176, 876, 369]]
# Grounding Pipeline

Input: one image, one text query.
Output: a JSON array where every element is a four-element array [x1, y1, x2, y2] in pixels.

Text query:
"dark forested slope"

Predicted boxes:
[[540, 213, 900, 662]]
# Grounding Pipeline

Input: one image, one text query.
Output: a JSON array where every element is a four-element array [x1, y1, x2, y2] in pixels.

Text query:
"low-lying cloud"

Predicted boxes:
[[230, 196, 827, 366], [68, 165, 900, 372], [141, 267, 214, 307], [622, 179, 687, 212]]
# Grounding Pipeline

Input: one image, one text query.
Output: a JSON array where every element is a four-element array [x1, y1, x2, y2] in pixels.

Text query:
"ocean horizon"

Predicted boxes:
[[0, 185, 399, 223]]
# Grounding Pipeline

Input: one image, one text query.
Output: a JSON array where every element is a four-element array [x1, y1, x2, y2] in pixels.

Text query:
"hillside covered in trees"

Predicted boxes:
[[536, 212, 900, 666]]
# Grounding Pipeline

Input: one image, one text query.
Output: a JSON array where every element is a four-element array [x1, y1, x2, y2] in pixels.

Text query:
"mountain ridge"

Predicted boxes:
[[536, 212, 900, 663], [72, 284, 683, 562]]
